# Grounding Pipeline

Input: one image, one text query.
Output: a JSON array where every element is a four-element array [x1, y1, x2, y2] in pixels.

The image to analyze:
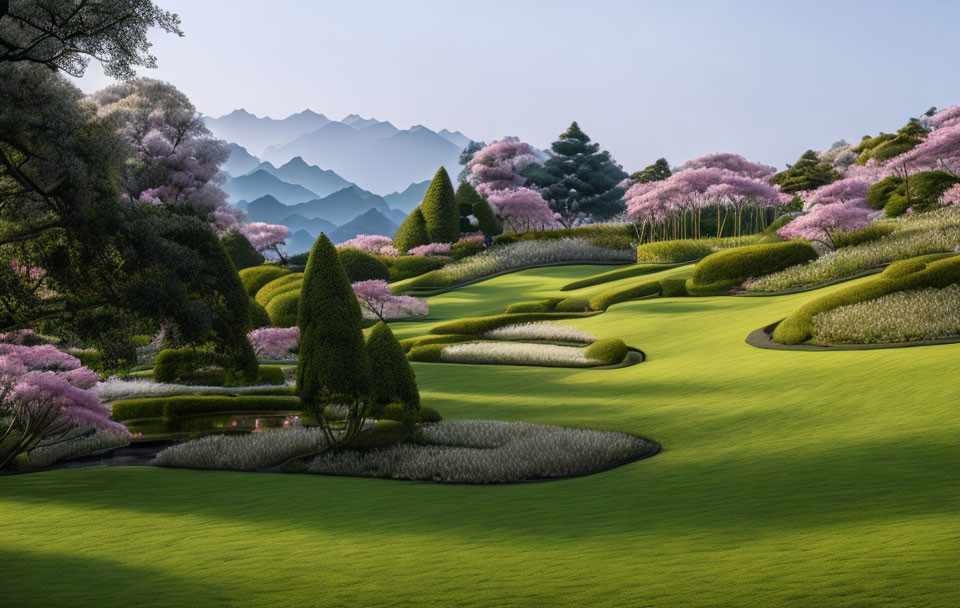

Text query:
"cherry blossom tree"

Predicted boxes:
[[238, 222, 291, 263], [939, 184, 960, 207], [921, 106, 960, 131], [352, 281, 428, 322], [0, 331, 129, 471], [407, 242, 452, 257], [776, 202, 874, 249], [466, 138, 544, 197], [801, 177, 872, 209], [337, 235, 398, 257], [484, 188, 562, 233], [247, 327, 300, 360], [682, 153, 777, 180]]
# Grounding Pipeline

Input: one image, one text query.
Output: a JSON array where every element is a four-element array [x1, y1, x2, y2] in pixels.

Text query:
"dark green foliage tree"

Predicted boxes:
[[393, 208, 429, 253], [296, 234, 371, 444], [629, 158, 672, 184], [338, 247, 390, 282], [866, 171, 959, 216], [457, 140, 484, 184], [455, 182, 502, 236], [366, 322, 420, 412], [249, 299, 271, 329], [854, 120, 927, 165], [419, 167, 460, 244], [221, 230, 264, 271], [770, 150, 842, 194], [522, 121, 628, 221]]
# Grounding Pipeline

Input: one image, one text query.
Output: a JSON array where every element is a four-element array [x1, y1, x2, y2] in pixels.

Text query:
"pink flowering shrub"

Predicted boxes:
[[467, 139, 544, 195], [0, 331, 128, 470], [352, 280, 428, 321], [801, 177, 872, 209], [682, 153, 777, 180], [777, 202, 874, 248], [940, 184, 960, 207], [246, 327, 300, 360], [407, 242, 452, 257], [337, 235, 398, 257], [485, 187, 562, 233]]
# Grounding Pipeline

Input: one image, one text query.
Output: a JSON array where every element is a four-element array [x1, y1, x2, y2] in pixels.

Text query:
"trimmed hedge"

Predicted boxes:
[[561, 264, 680, 291], [366, 322, 420, 410], [584, 338, 628, 365], [338, 247, 390, 282], [265, 290, 301, 328], [588, 280, 660, 311], [398, 334, 474, 353], [430, 312, 590, 336], [153, 348, 215, 383], [773, 254, 960, 344], [494, 224, 635, 250], [763, 215, 795, 235], [382, 255, 446, 281], [111, 395, 301, 422], [636, 239, 715, 263], [554, 297, 592, 312], [831, 224, 896, 249], [407, 343, 448, 362], [254, 273, 303, 307], [420, 167, 463, 244], [660, 279, 689, 297], [457, 182, 502, 236], [377, 403, 442, 425], [505, 298, 563, 313], [692, 241, 817, 286], [239, 265, 291, 298], [393, 208, 429, 253], [249, 299, 271, 329]]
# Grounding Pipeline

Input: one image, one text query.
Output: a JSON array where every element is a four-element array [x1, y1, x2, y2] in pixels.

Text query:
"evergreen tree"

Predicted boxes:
[[455, 182, 502, 236], [629, 158, 672, 184], [221, 230, 264, 271], [393, 208, 429, 253], [366, 322, 420, 411], [522, 122, 628, 221], [770, 150, 842, 194], [419, 167, 460, 243], [296, 234, 371, 442], [457, 140, 484, 184]]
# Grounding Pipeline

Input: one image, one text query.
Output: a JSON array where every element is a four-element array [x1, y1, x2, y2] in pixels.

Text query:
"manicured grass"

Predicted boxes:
[[2, 263, 959, 607]]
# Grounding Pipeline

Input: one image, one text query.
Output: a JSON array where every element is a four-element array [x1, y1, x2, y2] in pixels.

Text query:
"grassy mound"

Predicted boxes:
[[693, 241, 817, 287], [239, 265, 291, 298]]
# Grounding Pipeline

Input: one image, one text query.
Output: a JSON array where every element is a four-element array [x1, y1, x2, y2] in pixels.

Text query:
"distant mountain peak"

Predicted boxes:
[[227, 108, 255, 117]]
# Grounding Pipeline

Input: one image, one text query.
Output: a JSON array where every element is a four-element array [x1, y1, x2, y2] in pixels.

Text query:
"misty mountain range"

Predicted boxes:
[[206, 109, 472, 194]]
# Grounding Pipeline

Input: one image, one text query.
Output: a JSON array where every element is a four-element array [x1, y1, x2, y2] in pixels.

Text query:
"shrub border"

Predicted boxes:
[[745, 320, 960, 351]]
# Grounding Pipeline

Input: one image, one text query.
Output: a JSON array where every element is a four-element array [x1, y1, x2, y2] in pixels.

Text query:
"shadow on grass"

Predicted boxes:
[[0, 547, 238, 607]]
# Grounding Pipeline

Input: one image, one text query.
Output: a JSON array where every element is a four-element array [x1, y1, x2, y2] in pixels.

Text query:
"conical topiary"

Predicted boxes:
[[221, 230, 264, 271], [419, 167, 460, 244], [392, 207, 429, 253], [365, 322, 420, 411], [456, 182, 502, 236], [296, 233, 371, 416]]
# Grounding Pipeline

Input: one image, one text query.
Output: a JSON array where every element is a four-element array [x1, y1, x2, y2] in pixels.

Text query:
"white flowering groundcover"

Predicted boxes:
[[480, 322, 597, 344]]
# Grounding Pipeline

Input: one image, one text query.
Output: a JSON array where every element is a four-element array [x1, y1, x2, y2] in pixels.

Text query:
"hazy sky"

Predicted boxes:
[[73, 0, 960, 171]]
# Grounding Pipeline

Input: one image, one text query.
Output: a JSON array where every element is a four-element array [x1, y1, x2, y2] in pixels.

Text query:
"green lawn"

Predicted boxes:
[[2, 264, 959, 607]]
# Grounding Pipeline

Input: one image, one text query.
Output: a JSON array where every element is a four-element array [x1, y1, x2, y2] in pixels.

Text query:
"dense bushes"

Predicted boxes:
[[382, 255, 446, 281], [111, 395, 301, 422], [366, 322, 420, 411], [394, 167, 459, 252], [773, 254, 960, 344], [338, 247, 391, 282], [392, 208, 429, 253], [266, 290, 300, 328], [254, 273, 303, 307], [153, 348, 287, 385], [866, 171, 960, 217], [456, 182, 502, 236], [495, 224, 635, 250], [239, 265, 292, 297], [831, 224, 895, 249], [221, 230, 264, 271], [249, 299, 271, 329], [636, 236, 763, 263], [584, 338, 628, 365], [692, 241, 817, 286]]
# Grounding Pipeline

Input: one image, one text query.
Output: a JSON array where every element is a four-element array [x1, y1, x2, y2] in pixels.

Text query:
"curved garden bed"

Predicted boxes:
[[745, 321, 960, 351]]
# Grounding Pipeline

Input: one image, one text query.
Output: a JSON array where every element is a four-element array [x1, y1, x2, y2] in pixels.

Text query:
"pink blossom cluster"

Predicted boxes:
[[682, 153, 777, 180], [800, 177, 872, 209], [407, 242, 452, 257], [484, 187, 562, 233], [923, 106, 960, 131], [467, 139, 543, 196], [238, 222, 291, 251], [777, 202, 874, 247], [9, 259, 45, 280], [352, 280, 429, 320], [0, 338, 128, 436], [246, 327, 300, 360], [625, 167, 786, 224], [940, 184, 960, 207], [337, 235, 399, 257], [891, 122, 960, 176]]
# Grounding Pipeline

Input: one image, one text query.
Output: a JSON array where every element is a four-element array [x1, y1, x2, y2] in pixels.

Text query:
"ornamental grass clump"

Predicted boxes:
[[154, 428, 329, 471], [304, 420, 655, 484], [809, 284, 960, 344], [94, 378, 293, 402], [481, 322, 597, 344], [418, 342, 616, 368]]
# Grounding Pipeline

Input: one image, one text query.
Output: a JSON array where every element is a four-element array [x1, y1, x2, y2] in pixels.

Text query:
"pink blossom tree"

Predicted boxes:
[[484, 188, 562, 233], [466, 138, 544, 197], [801, 177, 872, 209], [940, 184, 960, 206], [776, 202, 874, 249], [337, 235, 398, 257], [352, 280, 428, 322], [239, 222, 291, 263], [682, 153, 777, 180], [922, 106, 960, 131], [889, 123, 960, 177], [247, 327, 300, 360], [407, 242, 452, 257], [0, 332, 129, 471]]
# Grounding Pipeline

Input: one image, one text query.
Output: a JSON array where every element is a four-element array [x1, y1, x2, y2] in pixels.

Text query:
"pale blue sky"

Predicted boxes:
[[74, 0, 960, 172]]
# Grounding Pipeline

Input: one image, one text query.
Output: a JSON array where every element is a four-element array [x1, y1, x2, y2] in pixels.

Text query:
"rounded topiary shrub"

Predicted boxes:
[[338, 247, 390, 282], [383, 255, 445, 281], [584, 338, 628, 365], [393, 208, 429, 253], [419, 167, 460, 244], [692, 241, 817, 286], [265, 290, 301, 328], [239, 265, 292, 298], [366, 322, 420, 411], [249, 299, 271, 329], [254, 273, 303, 307], [153, 348, 215, 383]]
